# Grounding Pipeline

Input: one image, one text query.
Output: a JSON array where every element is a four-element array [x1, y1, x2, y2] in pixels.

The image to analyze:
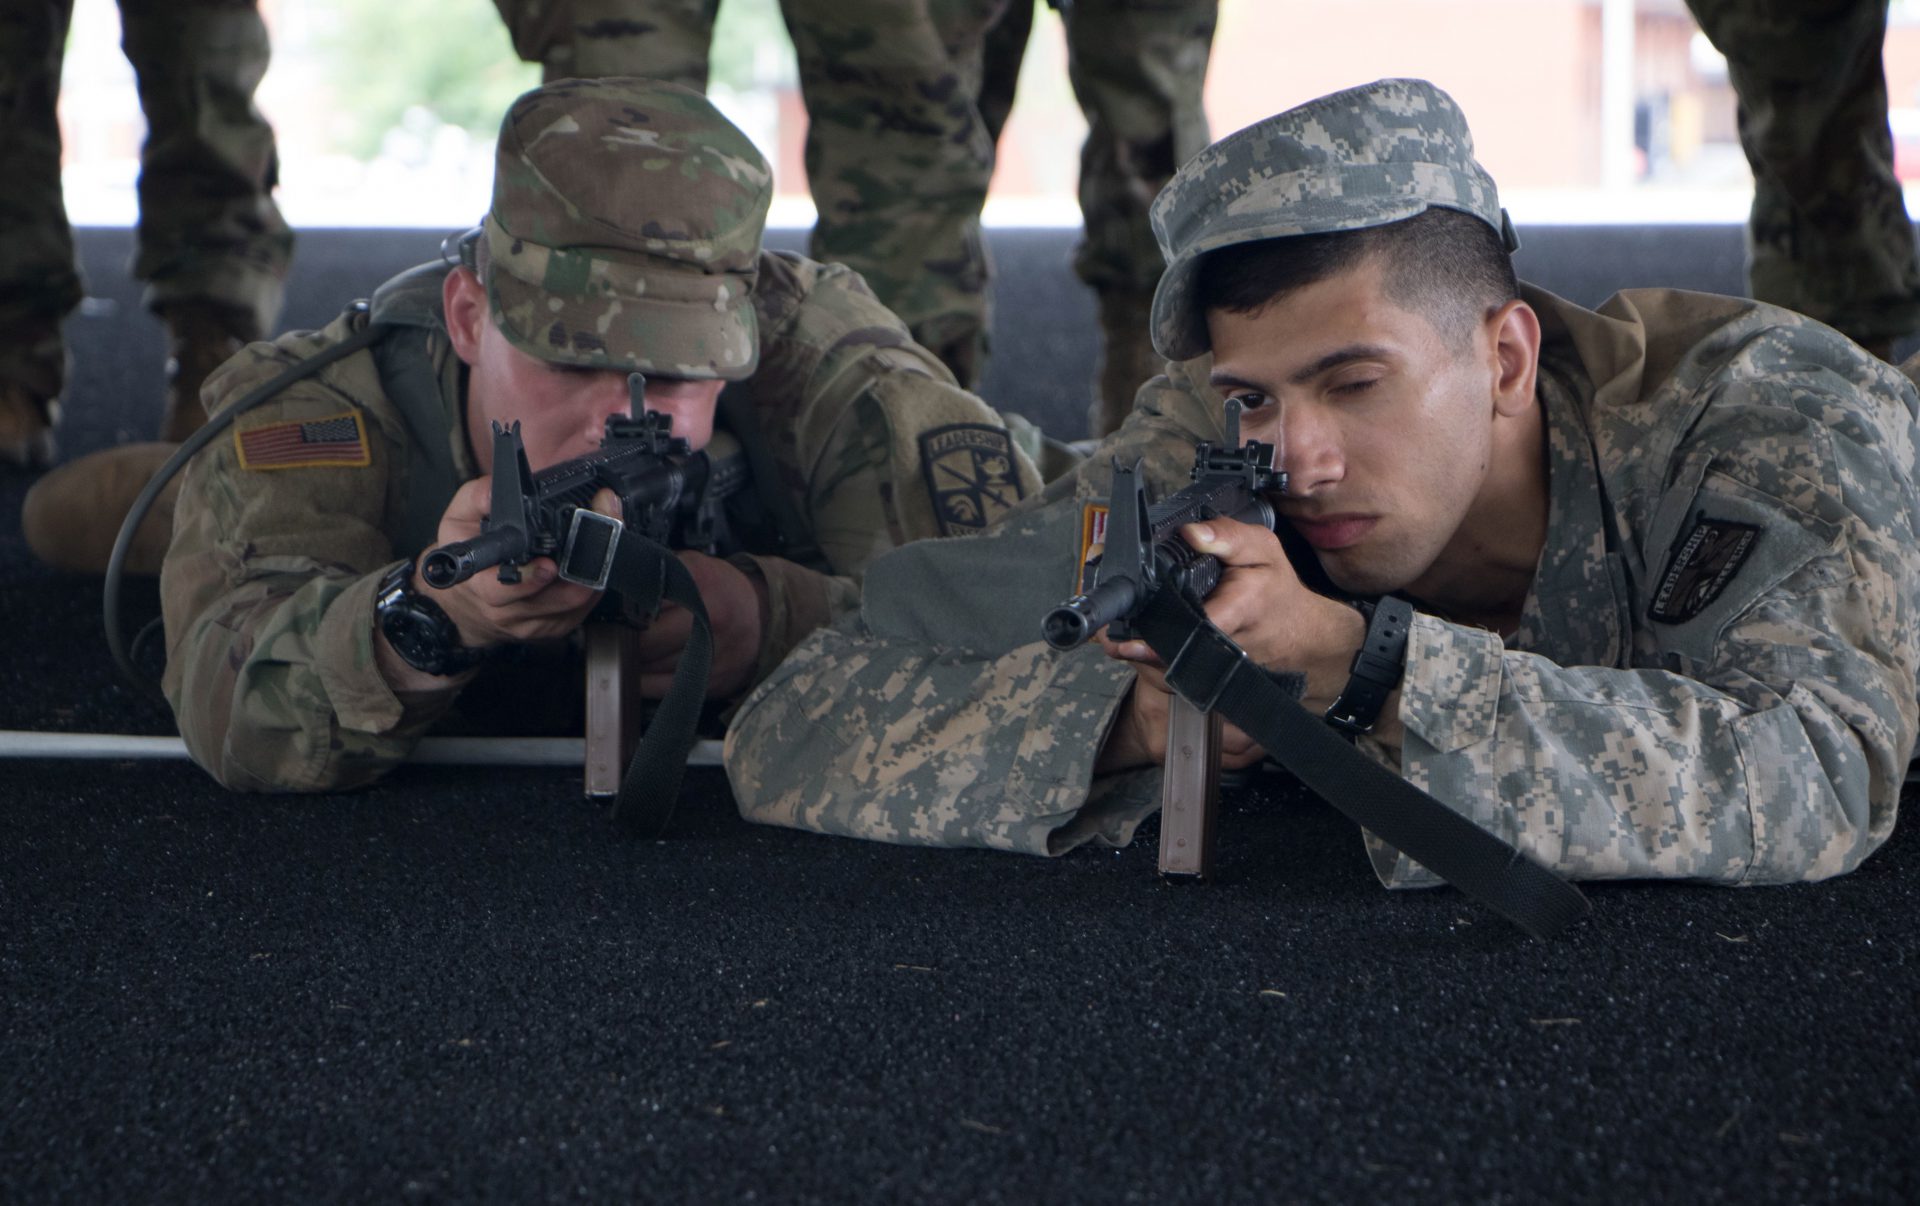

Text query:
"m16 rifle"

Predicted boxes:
[[1041, 400, 1285, 879], [422, 373, 748, 800]]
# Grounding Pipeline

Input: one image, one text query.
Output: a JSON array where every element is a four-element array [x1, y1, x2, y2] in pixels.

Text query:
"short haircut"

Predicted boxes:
[[1192, 207, 1519, 347]]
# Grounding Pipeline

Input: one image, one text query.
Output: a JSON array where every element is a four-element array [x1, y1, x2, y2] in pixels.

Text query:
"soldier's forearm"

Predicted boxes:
[[727, 552, 859, 687]]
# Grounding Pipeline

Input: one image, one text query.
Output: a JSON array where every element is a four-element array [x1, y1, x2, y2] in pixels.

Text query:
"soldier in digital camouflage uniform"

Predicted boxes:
[[1685, 0, 1920, 359], [124, 78, 1035, 792], [725, 78, 1920, 891], [488, 0, 1217, 437], [0, 0, 292, 465]]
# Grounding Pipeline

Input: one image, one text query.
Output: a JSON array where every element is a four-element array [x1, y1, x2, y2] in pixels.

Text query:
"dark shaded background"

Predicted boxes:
[[2, 225, 1916, 1203]]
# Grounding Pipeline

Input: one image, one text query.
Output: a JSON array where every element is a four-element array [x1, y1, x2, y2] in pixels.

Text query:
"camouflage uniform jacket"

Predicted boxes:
[[161, 251, 1039, 792], [726, 285, 1920, 887]]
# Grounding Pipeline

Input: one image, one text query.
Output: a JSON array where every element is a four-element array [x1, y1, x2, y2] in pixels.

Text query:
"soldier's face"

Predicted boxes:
[[1204, 256, 1541, 601], [444, 267, 724, 474]]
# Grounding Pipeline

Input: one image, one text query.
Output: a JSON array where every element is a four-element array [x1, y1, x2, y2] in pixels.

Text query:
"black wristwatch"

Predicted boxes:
[[1324, 596, 1414, 736], [374, 560, 489, 677]]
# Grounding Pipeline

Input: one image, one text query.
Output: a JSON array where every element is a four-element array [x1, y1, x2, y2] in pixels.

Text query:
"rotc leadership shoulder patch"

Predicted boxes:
[[919, 423, 1026, 535], [1650, 512, 1759, 623], [235, 411, 371, 471]]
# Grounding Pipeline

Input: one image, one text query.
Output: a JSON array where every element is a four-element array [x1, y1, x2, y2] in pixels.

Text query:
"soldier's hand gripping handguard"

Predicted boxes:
[[1041, 402, 1590, 939], [422, 373, 749, 836]]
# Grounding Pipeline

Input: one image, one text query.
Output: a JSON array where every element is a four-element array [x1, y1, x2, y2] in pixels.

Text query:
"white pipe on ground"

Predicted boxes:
[[0, 731, 725, 768]]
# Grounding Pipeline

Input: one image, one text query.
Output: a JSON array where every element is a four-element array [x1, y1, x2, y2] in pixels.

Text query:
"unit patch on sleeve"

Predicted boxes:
[[1649, 512, 1759, 623], [234, 411, 371, 471], [918, 424, 1027, 534]]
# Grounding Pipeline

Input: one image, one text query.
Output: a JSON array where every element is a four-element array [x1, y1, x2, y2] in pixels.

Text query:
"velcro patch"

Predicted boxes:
[[1077, 503, 1109, 594], [235, 411, 371, 471], [918, 424, 1026, 535], [1650, 513, 1759, 623]]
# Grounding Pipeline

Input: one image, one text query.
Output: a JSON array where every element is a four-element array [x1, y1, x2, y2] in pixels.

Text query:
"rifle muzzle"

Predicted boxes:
[[420, 527, 527, 589], [1041, 577, 1142, 651]]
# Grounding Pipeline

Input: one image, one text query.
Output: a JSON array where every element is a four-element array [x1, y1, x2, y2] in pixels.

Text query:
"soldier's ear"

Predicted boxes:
[[443, 266, 488, 367], [1488, 298, 1540, 419]]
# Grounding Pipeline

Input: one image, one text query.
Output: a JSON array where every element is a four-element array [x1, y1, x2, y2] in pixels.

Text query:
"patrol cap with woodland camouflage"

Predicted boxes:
[[1148, 78, 1519, 360], [484, 76, 773, 380]]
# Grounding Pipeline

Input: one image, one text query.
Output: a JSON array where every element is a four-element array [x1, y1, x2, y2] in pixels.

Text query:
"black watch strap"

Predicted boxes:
[[1325, 595, 1414, 735]]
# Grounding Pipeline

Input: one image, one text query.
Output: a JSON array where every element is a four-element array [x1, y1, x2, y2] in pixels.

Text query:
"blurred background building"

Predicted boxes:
[[51, 0, 1920, 230]]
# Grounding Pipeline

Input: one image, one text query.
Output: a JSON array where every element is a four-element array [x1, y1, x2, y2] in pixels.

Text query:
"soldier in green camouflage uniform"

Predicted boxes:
[[488, 0, 1217, 434], [1048, 0, 1218, 438], [0, 0, 292, 464], [1685, 0, 1920, 358], [725, 79, 1920, 890], [147, 78, 1037, 792]]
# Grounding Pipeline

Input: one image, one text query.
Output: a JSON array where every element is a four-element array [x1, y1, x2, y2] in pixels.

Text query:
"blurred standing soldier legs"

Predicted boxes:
[[492, 0, 1008, 391], [1686, 0, 1920, 360], [490, 0, 715, 87], [488, 0, 1217, 433], [782, 0, 1011, 392], [1057, 0, 1216, 438], [0, 0, 292, 466]]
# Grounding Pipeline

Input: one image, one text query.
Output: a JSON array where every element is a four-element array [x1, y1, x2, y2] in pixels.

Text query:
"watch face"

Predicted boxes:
[[379, 605, 448, 674]]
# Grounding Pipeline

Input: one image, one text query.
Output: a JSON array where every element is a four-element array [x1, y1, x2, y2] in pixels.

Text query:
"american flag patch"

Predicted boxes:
[[234, 412, 370, 471]]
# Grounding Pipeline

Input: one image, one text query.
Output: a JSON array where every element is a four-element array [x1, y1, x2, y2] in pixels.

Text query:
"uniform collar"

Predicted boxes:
[[1506, 285, 1635, 668]]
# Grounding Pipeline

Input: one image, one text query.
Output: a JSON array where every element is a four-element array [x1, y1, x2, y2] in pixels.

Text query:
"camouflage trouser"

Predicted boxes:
[[1057, 0, 1216, 306], [494, 0, 1011, 389], [493, 1, 1214, 397], [0, 0, 292, 400], [978, 0, 1213, 434], [1687, 0, 1920, 346]]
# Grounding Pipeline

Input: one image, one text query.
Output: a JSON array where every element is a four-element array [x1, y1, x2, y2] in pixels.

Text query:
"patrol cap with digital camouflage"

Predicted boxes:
[[1148, 78, 1520, 361], [482, 76, 773, 380]]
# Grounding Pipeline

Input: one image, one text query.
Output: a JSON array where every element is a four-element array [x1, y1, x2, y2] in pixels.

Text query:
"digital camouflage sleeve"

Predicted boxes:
[[726, 287, 1920, 889]]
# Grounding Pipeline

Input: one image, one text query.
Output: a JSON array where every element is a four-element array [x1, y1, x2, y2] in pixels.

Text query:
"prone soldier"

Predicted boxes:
[[28, 77, 1040, 792], [725, 78, 1920, 899]]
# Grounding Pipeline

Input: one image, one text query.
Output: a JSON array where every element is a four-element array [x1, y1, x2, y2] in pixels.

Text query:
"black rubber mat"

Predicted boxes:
[[2, 226, 1915, 1203]]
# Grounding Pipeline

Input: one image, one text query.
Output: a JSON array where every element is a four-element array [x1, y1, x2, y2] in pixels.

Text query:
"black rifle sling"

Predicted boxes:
[[370, 326, 464, 560], [1131, 585, 1590, 940], [365, 260, 468, 559], [716, 382, 826, 569], [579, 528, 714, 838]]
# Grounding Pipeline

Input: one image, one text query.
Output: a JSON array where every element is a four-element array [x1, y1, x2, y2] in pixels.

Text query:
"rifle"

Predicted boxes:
[[1040, 400, 1284, 878], [422, 373, 748, 799]]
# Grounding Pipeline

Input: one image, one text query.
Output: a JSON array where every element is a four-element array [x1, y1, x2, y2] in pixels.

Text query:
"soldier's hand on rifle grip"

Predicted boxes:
[[1173, 515, 1391, 739], [1092, 646, 1270, 774], [420, 475, 603, 649], [630, 551, 771, 701]]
